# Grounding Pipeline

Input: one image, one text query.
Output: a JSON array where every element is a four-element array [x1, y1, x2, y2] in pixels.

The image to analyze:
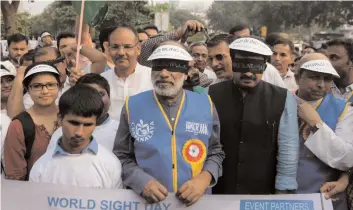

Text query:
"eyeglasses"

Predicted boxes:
[[207, 54, 225, 64], [109, 42, 139, 52], [29, 83, 59, 91]]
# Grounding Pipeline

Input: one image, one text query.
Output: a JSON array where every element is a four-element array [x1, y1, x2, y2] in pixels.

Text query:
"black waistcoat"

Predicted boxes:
[[209, 80, 287, 194]]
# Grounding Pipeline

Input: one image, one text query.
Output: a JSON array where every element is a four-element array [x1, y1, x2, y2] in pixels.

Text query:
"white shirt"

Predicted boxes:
[[305, 100, 353, 171], [30, 140, 123, 189], [1, 110, 11, 160], [47, 116, 119, 152], [262, 63, 285, 88], [82, 63, 92, 74], [23, 77, 71, 109], [101, 63, 153, 121], [203, 67, 217, 80], [282, 70, 298, 92]]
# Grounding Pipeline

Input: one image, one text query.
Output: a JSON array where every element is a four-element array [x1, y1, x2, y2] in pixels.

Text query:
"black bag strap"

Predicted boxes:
[[13, 112, 35, 161]]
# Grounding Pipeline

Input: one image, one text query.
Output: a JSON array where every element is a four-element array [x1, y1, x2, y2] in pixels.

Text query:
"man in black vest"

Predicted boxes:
[[209, 37, 300, 194]]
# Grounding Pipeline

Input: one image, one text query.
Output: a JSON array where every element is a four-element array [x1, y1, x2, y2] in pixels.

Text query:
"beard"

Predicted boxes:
[[152, 73, 186, 98]]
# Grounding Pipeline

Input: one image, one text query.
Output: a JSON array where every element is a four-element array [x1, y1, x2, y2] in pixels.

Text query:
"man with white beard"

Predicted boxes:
[[114, 41, 224, 206]]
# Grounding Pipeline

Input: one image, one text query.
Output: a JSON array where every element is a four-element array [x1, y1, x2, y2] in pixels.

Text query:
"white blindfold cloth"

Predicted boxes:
[[300, 60, 340, 78]]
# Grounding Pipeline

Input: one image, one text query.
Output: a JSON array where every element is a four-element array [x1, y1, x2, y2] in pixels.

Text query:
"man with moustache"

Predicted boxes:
[[189, 42, 217, 80], [101, 24, 153, 121], [114, 41, 224, 206], [209, 37, 299, 195], [206, 34, 285, 87], [271, 38, 298, 92], [294, 53, 353, 210], [326, 38, 353, 103]]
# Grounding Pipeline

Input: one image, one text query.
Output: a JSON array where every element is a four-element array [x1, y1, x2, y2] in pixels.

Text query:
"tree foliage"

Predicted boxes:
[[97, 1, 154, 32], [170, 9, 204, 29], [207, 1, 353, 33]]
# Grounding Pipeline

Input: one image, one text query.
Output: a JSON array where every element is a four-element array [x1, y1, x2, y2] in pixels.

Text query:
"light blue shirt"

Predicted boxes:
[[53, 137, 99, 156], [276, 91, 300, 190]]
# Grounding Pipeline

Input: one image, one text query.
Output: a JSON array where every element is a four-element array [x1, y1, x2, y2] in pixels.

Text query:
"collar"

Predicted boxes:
[[114, 62, 141, 79], [346, 83, 353, 92], [156, 89, 184, 106], [97, 114, 110, 126], [332, 82, 353, 93], [53, 136, 98, 156], [282, 69, 295, 79]]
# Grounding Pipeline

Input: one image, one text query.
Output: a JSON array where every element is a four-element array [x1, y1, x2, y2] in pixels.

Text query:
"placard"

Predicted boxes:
[[1, 179, 333, 210]]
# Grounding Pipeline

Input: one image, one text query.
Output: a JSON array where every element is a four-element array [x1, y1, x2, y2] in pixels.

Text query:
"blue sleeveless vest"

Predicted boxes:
[[127, 90, 213, 192], [329, 88, 353, 103], [316, 92, 348, 131]]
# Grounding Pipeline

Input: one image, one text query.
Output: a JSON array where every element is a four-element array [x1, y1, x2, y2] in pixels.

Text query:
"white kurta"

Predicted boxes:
[[262, 63, 286, 88], [101, 63, 153, 121], [305, 102, 353, 171]]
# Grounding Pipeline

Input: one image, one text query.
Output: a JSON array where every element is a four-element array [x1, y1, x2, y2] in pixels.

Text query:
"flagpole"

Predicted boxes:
[[75, 0, 85, 72]]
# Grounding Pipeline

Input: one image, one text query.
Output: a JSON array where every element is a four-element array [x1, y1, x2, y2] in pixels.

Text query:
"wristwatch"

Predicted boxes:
[[311, 121, 323, 133]]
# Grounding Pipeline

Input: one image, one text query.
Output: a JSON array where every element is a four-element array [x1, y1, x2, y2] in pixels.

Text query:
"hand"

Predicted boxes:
[[297, 100, 322, 127], [178, 20, 204, 38], [185, 67, 200, 87], [69, 70, 83, 85], [142, 179, 168, 204], [320, 180, 349, 200], [17, 66, 26, 75], [61, 43, 80, 61], [176, 171, 211, 206]]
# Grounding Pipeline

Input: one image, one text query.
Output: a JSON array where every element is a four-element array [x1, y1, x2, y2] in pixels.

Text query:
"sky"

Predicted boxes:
[[21, 0, 54, 15], [21, 0, 214, 15]]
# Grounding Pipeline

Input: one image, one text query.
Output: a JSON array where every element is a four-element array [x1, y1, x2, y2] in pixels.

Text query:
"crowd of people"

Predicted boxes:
[[0, 18, 352, 209]]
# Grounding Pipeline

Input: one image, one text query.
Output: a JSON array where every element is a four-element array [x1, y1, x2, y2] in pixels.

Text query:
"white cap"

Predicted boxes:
[[0, 61, 16, 78], [40, 32, 51, 38], [148, 45, 193, 61], [300, 60, 340, 78], [24, 64, 59, 79], [229, 37, 273, 56]]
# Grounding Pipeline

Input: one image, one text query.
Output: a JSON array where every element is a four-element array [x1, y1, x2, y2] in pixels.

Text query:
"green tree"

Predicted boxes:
[[15, 12, 32, 36], [207, 1, 353, 34], [96, 1, 153, 32], [170, 9, 204, 28], [29, 1, 76, 37]]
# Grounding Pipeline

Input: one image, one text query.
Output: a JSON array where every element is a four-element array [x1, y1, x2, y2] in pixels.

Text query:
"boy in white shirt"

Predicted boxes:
[[48, 74, 119, 152], [30, 84, 123, 189]]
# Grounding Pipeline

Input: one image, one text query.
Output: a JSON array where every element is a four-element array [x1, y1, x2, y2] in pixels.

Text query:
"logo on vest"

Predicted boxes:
[[185, 121, 209, 136], [182, 139, 206, 164], [131, 119, 155, 142]]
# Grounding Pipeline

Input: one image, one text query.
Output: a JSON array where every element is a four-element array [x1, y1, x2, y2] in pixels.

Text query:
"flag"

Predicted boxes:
[[72, 1, 108, 27]]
